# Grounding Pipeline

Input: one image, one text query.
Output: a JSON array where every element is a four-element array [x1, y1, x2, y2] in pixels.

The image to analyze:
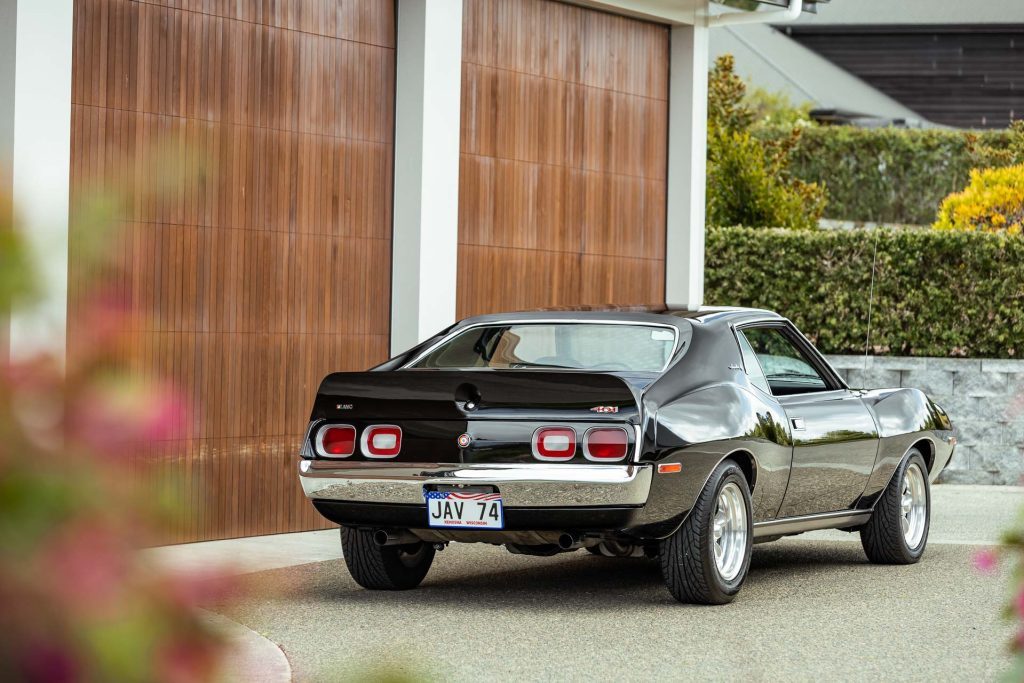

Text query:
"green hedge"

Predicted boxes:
[[705, 226, 1024, 358], [754, 127, 1014, 225]]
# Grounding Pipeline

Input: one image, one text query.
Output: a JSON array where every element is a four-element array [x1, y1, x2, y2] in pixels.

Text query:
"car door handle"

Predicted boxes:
[[791, 417, 805, 431]]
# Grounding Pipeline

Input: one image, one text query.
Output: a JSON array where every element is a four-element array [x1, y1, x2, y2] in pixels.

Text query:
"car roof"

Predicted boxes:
[[457, 305, 785, 328]]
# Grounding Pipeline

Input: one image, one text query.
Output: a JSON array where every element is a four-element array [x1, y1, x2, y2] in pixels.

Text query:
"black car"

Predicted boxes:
[[298, 307, 954, 604]]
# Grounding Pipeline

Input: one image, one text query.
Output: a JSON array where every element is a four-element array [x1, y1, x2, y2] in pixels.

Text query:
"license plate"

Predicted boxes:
[[425, 490, 504, 529]]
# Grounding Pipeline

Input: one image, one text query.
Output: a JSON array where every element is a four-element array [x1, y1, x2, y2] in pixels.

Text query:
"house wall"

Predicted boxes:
[[828, 355, 1024, 485], [58, 0, 715, 542], [456, 0, 669, 317], [68, 0, 396, 542]]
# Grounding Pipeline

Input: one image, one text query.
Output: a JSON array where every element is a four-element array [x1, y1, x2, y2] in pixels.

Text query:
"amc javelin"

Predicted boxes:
[[297, 307, 954, 604]]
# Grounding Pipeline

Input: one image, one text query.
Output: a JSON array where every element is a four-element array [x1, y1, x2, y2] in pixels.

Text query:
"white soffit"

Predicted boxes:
[[564, 0, 707, 25]]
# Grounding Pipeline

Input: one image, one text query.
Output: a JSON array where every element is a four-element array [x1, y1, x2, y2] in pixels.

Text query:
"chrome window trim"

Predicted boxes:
[[314, 423, 356, 459], [733, 321, 846, 398], [730, 325, 773, 398], [582, 426, 630, 462], [401, 319, 682, 372]]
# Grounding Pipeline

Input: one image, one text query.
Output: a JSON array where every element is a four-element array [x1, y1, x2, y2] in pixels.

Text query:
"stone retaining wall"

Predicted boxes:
[[826, 355, 1024, 485]]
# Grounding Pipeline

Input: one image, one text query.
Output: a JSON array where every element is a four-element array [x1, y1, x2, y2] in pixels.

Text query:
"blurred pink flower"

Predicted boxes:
[[78, 289, 131, 349], [161, 568, 234, 611], [157, 637, 219, 683], [139, 384, 189, 442], [1015, 588, 1024, 618], [43, 521, 129, 612], [70, 379, 188, 456], [1015, 629, 1024, 654], [973, 548, 999, 575], [19, 640, 78, 683]]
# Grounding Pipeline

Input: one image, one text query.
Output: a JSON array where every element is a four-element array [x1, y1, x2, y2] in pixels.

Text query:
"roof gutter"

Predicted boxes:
[[707, 0, 803, 27]]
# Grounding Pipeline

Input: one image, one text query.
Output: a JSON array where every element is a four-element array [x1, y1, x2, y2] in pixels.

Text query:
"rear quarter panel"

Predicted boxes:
[[632, 381, 794, 535], [856, 387, 955, 506]]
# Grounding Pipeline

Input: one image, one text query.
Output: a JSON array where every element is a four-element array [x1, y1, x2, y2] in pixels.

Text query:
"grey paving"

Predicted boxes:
[[210, 485, 1024, 682]]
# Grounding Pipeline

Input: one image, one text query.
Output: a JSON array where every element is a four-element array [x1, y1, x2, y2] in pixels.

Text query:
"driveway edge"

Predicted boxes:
[[201, 609, 292, 683]]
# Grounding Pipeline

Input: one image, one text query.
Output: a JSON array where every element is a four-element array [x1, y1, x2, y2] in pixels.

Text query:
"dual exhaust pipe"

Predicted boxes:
[[373, 529, 420, 547]]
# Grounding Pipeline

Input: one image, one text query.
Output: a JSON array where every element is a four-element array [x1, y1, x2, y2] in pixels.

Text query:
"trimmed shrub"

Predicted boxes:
[[707, 56, 827, 230], [705, 226, 1024, 358], [707, 127, 827, 231], [755, 126, 1017, 225], [935, 164, 1024, 234]]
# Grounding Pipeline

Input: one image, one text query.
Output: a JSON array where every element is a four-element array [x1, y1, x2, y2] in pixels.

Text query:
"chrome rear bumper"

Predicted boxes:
[[298, 460, 653, 507]]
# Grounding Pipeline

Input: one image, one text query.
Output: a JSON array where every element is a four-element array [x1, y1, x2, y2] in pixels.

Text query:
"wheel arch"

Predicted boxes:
[[911, 437, 935, 474], [724, 448, 758, 493], [860, 439, 934, 511]]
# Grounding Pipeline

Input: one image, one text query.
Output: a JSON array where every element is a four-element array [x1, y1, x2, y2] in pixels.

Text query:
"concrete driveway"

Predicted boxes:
[[210, 486, 1022, 681]]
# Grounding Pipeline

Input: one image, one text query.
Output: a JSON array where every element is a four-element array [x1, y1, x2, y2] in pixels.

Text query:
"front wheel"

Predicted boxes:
[[340, 527, 435, 590], [660, 460, 752, 604], [860, 450, 930, 564]]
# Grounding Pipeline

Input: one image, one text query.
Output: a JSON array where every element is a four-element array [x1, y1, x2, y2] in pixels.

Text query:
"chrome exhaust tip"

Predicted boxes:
[[557, 533, 583, 550], [373, 529, 419, 546]]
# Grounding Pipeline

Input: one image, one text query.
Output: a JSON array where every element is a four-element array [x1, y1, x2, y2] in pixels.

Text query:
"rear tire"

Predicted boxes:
[[861, 450, 930, 564], [660, 460, 752, 604], [340, 527, 435, 590]]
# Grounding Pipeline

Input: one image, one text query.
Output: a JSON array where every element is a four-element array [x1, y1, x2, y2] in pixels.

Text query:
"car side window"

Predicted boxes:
[[735, 331, 771, 395], [739, 327, 829, 396]]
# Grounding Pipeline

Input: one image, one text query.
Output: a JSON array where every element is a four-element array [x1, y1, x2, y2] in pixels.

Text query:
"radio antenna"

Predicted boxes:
[[863, 228, 880, 366]]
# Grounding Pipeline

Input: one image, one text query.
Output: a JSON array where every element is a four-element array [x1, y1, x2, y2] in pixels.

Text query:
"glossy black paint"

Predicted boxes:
[[309, 370, 642, 465], [775, 389, 879, 517], [303, 306, 956, 541]]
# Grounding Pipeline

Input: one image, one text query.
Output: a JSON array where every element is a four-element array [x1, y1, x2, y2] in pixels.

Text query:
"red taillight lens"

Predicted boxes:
[[316, 425, 356, 457], [362, 425, 402, 458], [532, 427, 577, 461], [583, 428, 629, 461]]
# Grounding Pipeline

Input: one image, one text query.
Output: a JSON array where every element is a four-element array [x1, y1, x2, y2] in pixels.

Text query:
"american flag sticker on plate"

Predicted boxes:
[[425, 490, 504, 529]]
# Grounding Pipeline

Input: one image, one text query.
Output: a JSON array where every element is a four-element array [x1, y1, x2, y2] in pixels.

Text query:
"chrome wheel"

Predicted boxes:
[[901, 462, 927, 549], [713, 482, 748, 582]]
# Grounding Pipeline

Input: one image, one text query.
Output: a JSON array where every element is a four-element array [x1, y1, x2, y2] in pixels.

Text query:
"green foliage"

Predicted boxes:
[[966, 120, 1024, 169], [707, 54, 753, 133], [756, 125, 1019, 224], [705, 226, 1024, 358], [707, 128, 827, 231], [707, 56, 827, 230], [745, 87, 813, 128], [935, 164, 1024, 234]]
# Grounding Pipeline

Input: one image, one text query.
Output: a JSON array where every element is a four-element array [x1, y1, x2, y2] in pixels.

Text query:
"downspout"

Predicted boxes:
[[707, 0, 803, 27]]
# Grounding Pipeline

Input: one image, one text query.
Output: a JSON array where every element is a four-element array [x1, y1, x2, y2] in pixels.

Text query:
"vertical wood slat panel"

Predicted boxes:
[[69, 0, 395, 542], [457, 0, 669, 318]]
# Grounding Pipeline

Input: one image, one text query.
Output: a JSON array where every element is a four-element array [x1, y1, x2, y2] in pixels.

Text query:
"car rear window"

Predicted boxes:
[[408, 323, 679, 372]]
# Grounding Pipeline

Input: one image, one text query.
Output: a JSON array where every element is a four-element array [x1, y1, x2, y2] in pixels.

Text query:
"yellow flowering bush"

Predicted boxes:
[[934, 163, 1024, 235]]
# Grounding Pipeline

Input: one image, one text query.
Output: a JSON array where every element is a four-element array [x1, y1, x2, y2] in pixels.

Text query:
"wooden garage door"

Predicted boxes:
[[458, 0, 669, 317], [69, 0, 395, 542]]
